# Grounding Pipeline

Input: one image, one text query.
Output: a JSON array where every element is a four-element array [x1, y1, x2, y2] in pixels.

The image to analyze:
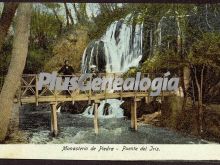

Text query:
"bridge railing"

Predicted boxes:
[[16, 72, 183, 104], [18, 72, 167, 94]]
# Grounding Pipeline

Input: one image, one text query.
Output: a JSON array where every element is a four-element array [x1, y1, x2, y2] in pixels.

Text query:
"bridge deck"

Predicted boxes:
[[16, 91, 172, 104]]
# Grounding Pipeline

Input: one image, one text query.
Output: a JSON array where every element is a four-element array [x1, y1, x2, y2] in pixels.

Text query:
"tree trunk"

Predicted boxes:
[[193, 66, 203, 135], [0, 3, 32, 142], [199, 65, 205, 134], [68, 9, 74, 25], [181, 66, 190, 111], [72, 3, 81, 23], [0, 2, 18, 52], [52, 8, 63, 34], [64, 3, 70, 27], [64, 3, 74, 26]]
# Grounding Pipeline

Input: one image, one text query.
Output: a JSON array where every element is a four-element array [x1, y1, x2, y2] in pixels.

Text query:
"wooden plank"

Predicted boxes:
[[18, 92, 175, 104], [94, 103, 99, 134], [135, 97, 142, 102], [21, 76, 36, 96], [94, 100, 100, 104]]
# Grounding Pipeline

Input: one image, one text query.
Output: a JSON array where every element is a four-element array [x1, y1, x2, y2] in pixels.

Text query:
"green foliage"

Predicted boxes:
[[123, 66, 140, 79], [24, 3, 65, 74], [141, 50, 183, 73], [0, 36, 13, 75], [30, 4, 64, 49], [189, 32, 220, 69], [44, 26, 89, 72], [88, 5, 129, 40], [24, 49, 52, 73]]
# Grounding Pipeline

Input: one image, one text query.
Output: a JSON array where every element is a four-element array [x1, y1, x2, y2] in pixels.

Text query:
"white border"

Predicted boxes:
[[0, 144, 220, 160]]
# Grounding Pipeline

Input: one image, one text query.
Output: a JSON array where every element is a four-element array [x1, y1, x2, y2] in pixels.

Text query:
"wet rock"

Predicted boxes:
[[138, 111, 161, 126], [121, 97, 161, 119], [103, 102, 111, 116], [58, 101, 88, 114]]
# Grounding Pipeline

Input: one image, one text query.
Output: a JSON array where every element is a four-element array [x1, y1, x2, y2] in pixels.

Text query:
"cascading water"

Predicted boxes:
[[82, 99, 124, 118], [81, 14, 174, 74], [81, 15, 145, 118], [80, 14, 182, 118], [81, 14, 165, 118], [82, 14, 143, 73]]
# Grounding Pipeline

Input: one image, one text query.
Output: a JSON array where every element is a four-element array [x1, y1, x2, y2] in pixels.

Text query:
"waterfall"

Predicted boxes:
[[82, 15, 143, 73], [80, 14, 181, 118], [82, 99, 124, 118], [81, 15, 144, 118], [81, 14, 165, 118]]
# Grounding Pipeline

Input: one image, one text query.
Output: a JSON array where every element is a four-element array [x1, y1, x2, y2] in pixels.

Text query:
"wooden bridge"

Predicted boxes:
[[14, 73, 177, 136]]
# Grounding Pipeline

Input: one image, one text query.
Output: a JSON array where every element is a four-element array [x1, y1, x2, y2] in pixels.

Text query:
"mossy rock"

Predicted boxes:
[[161, 96, 184, 129]]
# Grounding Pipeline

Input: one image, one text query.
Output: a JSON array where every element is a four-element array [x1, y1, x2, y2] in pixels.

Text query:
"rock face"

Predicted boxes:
[[161, 96, 184, 129]]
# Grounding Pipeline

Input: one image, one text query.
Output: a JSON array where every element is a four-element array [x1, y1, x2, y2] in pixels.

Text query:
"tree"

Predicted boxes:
[[189, 32, 220, 135], [23, 4, 65, 74], [0, 2, 18, 52], [44, 3, 63, 34], [64, 3, 74, 27], [0, 3, 32, 142], [72, 3, 88, 24], [30, 5, 62, 49]]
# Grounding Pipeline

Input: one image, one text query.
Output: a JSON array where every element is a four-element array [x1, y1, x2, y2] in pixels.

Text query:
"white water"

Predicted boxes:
[[81, 14, 181, 119], [81, 15, 144, 118], [102, 20, 143, 72], [9, 104, 211, 144], [82, 15, 143, 73], [82, 99, 124, 118]]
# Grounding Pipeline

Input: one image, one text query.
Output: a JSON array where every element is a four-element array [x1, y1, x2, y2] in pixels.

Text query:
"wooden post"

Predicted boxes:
[[134, 98, 137, 131], [131, 102, 134, 129], [161, 90, 164, 103], [35, 75, 38, 106], [18, 80, 22, 106], [145, 95, 151, 104], [145, 96, 148, 104], [131, 98, 137, 131], [51, 103, 58, 136], [88, 76, 92, 105], [104, 73, 107, 102], [94, 103, 99, 134], [120, 83, 123, 101]]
